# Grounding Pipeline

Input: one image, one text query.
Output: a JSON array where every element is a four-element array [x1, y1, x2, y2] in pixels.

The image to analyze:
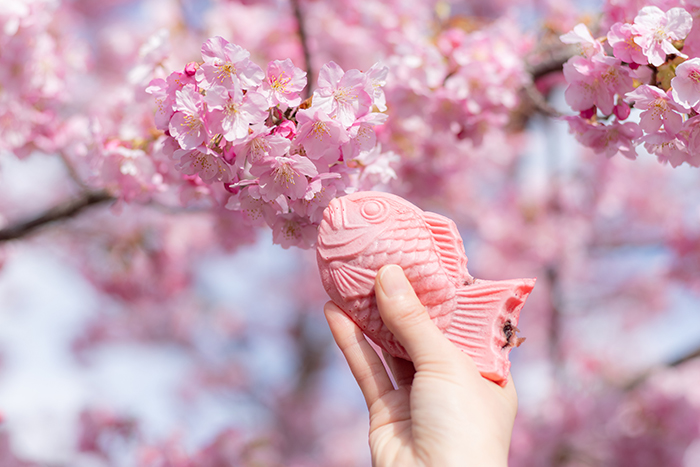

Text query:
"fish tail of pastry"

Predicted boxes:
[[443, 277, 536, 387]]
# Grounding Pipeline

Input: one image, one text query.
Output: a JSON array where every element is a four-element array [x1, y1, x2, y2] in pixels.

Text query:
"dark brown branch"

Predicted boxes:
[[291, 0, 313, 100], [622, 342, 700, 391], [668, 344, 700, 367], [528, 50, 572, 81], [522, 82, 562, 118], [546, 265, 565, 377], [524, 51, 572, 119], [0, 191, 114, 242]]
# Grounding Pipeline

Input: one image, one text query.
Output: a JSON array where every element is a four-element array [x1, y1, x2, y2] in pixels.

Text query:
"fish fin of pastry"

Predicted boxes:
[[329, 262, 377, 301], [422, 211, 472, 285], [443, 277, 536, 387]]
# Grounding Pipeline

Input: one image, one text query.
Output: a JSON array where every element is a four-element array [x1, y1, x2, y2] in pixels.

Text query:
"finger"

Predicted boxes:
[[374, 265, 456, 368], [324, 301, 395, 409], [382, 350, 415, 388]]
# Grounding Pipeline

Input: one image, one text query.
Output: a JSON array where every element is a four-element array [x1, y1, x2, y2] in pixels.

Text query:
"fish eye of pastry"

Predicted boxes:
[[360, 199, 387, 221]]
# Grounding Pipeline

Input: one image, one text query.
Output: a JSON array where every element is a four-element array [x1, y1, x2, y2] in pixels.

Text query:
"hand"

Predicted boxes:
[[324, 264, 518, 467]]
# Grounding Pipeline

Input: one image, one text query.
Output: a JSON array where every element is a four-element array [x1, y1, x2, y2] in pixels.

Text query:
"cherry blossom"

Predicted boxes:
[[670, 57, 700, 109], [169, 87, 208, 150], [364, 63, 389, 112], [260, 58, 307, 108], [271, 213, 318, 249], [607, 21, 648, 65], [290, 172, 343, 224], [312, 62, 372, 127], [175, 149, 232, 183], [233, 126, 291, 167], [563, 54, 633, 115], [640, 131, 690, 167], [250, 154, 318, 202], [205, 85, 268, 142], [341, 112, 387, 160], [564, 116, 642, 159], [294, 107, 348, 163], [625, 84, 687, 134], [631, 6, 693, 67], [3, 3, 700, 466], [560, 23, 605, 58], [680, 115, 700, 166], [196, 36, 264, 90]]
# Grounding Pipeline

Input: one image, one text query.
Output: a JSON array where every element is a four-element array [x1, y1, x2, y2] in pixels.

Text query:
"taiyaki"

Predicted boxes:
[[316, 191, 536, 386]]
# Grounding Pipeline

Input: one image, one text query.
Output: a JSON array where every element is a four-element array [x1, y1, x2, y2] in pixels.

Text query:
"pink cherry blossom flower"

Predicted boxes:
[[147, 71, 197, 131], [250, 154, 318, 201], [563, 55, 633, 115], [169, 86, 208, 150], [226, 186, 287, 226], [680, 115, 700, 166], [364, 63, 389, 111], [640, 131, 690, 167], [290, 172, 343, 224], [560, 23, 605, 58], [341, 112, 387, 160], [127, 29, 171, 87], [631, 6, 693, 67], [625, 85, 687, 134], [195, 36, 264, 91], [175, 148, 232, 183], [260, 58, 307, 108], [179, 176, 215, 207], [99, 142, 161, 203], [670, 57, 700, 109], [294, 107, 347, 163], [145, 78, 171, 131], [312, 62, 372, 127], [205, 86, 268, 142], [232, 124, 291, 167], [607, 22, 647, 65], [271, 213, 318, 249], [354, 144, 400, 189], [564, 116, 642, 159]]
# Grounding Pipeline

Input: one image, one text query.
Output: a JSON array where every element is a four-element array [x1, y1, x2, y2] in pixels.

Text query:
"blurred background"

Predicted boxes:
[[1, 0, 700, 465]]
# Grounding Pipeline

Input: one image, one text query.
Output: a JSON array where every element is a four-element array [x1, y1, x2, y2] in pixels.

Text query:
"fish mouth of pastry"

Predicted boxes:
[[324, 197, 342, 229]]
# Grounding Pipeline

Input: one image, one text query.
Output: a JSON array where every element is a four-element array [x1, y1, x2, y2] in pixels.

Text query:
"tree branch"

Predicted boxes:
[[621, 342, 700, 391], [669, 344, 700, 367], [291, 0, 313, 100], [0, 191, 114, 242]]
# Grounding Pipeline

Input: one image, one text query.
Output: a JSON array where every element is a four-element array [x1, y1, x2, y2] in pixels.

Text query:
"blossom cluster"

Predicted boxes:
[[0, 0, 87, 158], [561, 6, 700, 167], [148, 37, 395, 248]]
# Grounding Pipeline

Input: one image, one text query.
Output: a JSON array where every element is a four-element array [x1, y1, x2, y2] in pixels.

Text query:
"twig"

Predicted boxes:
[[546, 265, 566, 379], [669, 345, 700, 367], [523, 81, 563, 118], [621, 343, 700, 391], [291, 0, 313, 100], [0, 191, 114, 242]]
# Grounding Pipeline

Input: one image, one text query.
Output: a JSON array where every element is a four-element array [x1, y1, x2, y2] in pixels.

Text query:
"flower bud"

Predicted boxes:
[[184, 61, 199, 76], [580, 106, 596, 119], [273, 120, 297, 140], [614, 102, 631, 120]]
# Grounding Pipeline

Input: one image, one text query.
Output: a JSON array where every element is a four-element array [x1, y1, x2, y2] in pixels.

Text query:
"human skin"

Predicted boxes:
[[324, 264, 518, 467]]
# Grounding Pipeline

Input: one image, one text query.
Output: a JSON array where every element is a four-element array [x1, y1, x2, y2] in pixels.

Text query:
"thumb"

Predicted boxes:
[[375, 265, 458, 368]]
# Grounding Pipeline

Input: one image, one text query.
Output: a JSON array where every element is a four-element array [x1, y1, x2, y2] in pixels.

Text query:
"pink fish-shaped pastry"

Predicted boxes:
[[316, 191, 536, 386]]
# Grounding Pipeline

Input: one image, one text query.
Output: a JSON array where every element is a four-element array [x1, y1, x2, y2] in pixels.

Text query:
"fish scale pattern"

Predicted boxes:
[[337, 215, 458, 360], [318, 192, 535, 378]]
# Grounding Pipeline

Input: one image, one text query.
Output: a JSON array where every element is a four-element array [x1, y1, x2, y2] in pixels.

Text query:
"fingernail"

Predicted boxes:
[[379, 265, 411, 297]]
